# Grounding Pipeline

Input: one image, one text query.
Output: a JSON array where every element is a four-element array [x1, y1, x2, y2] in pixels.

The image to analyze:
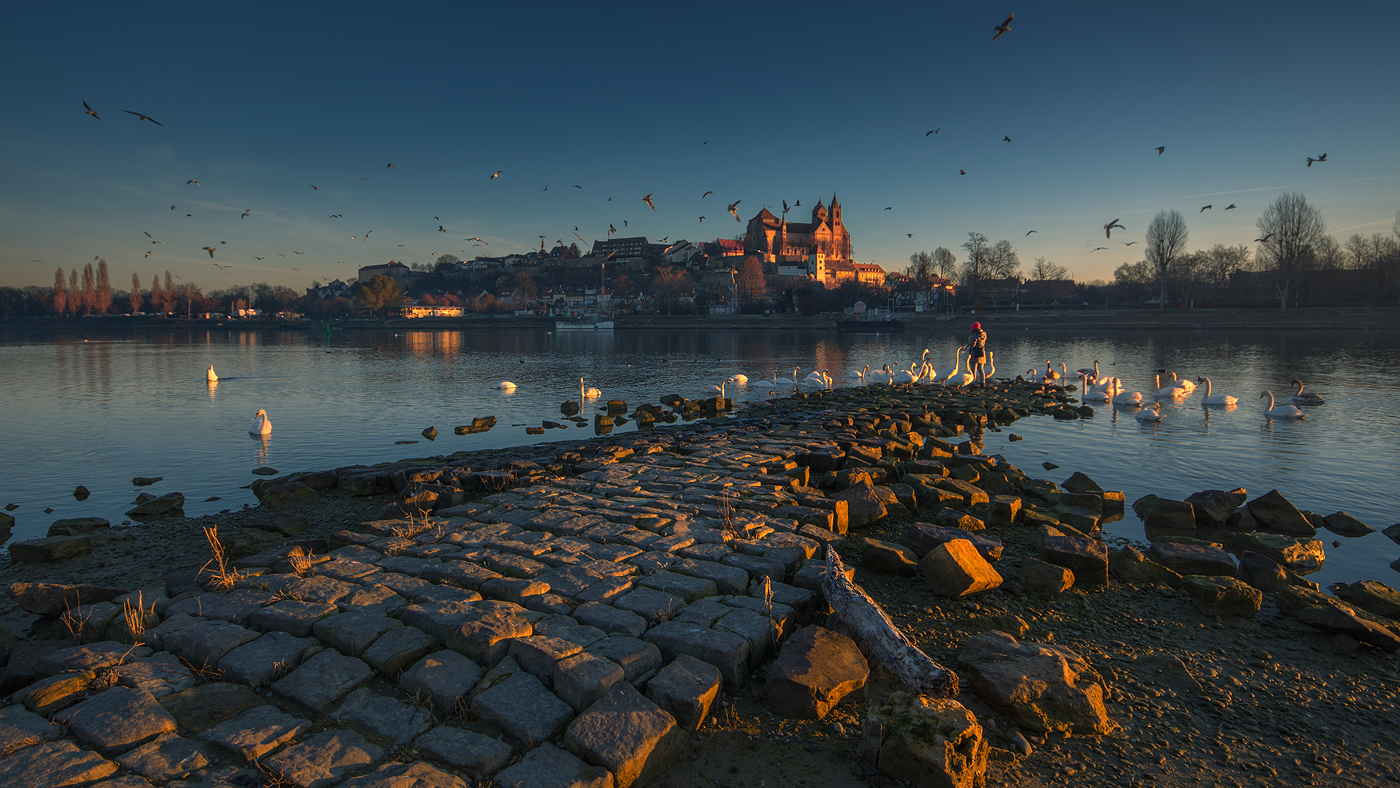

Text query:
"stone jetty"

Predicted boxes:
[[3, 380, 1399, 788]]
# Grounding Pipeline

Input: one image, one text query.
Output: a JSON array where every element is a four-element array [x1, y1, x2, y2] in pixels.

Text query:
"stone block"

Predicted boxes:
[[586, 637, 663, 684], [859, 538, 918, 576], [573, 603, 649, 639], [6, 581, 124, 616], [443, 609, 533, 667], [860, 692, 988, 788], [8, 535, 94, 563], [1148, 541, 1237, 576], [493, 743, 614, 788], [472, 671, 575, 747], [637, 571, 716, 603], [272, 649, 373, 712], [1182, 576, 1262, 618], [1225, 532, 1325, 572], [313, 612, 403, 657], [762, 626, 868, 720], [1184, 488, 1246, 529], [565, 682, 684, 788], [643, 621, 750, 694], [509, 636, 584, 684], [614, 587, 687, 625], [1132, 495, 1196, 530], [669, 559, 748, 596], [329, 688, 433, 746], [36, 641, 152, 675], [414, 726, 513, 778], [55, 687, 178, 756], [0, 705, 60, 757], [249, 599, 339, 637], [919, 539, 1002, 597], [1017, 557, 1074, 595], [159, 682, 261, 732], [1322, 511, 1373, 537], [199, 704, 307, 760], [0, 740, 117, 787], [116, 733, 211, 783], [1246, 489, 1316, 535], [555, 652, 625, 713], [957, 631, 1110, 734], [218, 631, 319, 688], [901, 522, 1002, 562], [163, 621, 260, 668], [20, 671, 95, 716], [340, 761, 467, 788], [399, 651, 484, 715], [1334, 580, 1400, 622], [1107, 546, 1182, 588], [1037, 534, 1108, 586], [264, 730, 385, 788], [363, 625, 439, 677]]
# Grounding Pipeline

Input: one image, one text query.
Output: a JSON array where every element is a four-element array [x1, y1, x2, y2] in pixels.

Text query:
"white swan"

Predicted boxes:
[[249, 408, 272, 435], [849, 365, 869, 385], [1261, 391, 1305, 419], [1080, 374, 1111, 402], [580, 378, 600, 399], [936, 349, 965, 384], [947, 353, 975, 387], [711, 380, 727, 397], [1154, 374, 1187, 399], [497, 381, 517, 390], [1076, 360, 1100, 382], [983, 351, 996, 380], [1169, 372, 1196, 393], [868, 364, 893, 385], [1135, 402, 1165, 422], [892, 364, 917, 385], [728, 374, 748, 385], [1290, 379, 1325, 405], [206, 364, 219, 382], [1198, 377, 1238, 407], [1112, 385, 1144, 406], [1023, 367, 1040, 382]]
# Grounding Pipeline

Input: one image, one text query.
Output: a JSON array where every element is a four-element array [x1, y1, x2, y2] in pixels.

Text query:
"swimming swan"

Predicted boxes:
[[249, 409, 271, 435], [497, 381, 517, 390], [1261, 391, 1305, 419], [1135, 402, 1165, 422], [206, 365, 219, 382], [580, 378, 600, 399], [1197, 377, 1238, 406], [1154, 374, 1188, 399], [1290, 379, 1325, 405]]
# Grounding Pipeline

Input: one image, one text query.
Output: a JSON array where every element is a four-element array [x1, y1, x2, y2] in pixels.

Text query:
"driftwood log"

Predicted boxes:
[[822, 546, 959, 698]]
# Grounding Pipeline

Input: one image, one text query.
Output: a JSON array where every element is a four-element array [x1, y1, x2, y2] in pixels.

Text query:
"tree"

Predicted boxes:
[[1201, 244, 1249, 299], [960, 232, 990, 304], [1030, 256, 1068, 281], [569, 243, 581, 257], [354, 274, 404, 317], [129, 273, 142, 313], [513, 272, 537, 305], [652, 269, 688, 315], [1255, 192, 1326, 310], [52, 268, 67, 316], [68, 270, 79, 315], [987, 240, 1021, 279], [906, 250, 933, 282], [932, 247, 957, 280], [162, 271, 177, 313], [1146, 210, 1189, 309], [95, 259, 112, 314], [736, 256, 766, 310]]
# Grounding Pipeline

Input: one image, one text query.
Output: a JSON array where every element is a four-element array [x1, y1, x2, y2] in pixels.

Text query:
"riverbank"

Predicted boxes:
[[6, 306, 1400, 334], [1, 382, 1397, 788]]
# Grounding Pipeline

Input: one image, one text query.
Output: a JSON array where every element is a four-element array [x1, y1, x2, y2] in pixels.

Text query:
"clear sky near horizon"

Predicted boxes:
[[2, 1, 1398, 293]]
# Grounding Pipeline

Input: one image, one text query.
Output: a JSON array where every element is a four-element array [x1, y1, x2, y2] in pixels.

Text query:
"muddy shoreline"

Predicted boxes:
[[2, 382, 1397, 788]]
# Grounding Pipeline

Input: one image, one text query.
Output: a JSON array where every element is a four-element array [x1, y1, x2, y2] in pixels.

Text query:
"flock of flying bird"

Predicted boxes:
[[75, 12, 1334, 283]]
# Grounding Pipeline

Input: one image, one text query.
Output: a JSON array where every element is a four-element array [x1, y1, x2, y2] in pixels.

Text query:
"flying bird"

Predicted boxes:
[[698, 216, 705, 223], [149, 240, 165, 244], [438, 226, 446, 232], [1026, 230, 1038, 235], [1200, 205, 1212, 212], [795, 199, 800, 206], [1104, 218, 1125, 239], [575, 233, 586, 242], [728, 200, 742, 221], [1225, 204, 1237, 211], [1122, 241, 1138, 246], [83, 101, 100, 119], [144, 231, 153, 238], [1003, 136, 1011, 142], [1090, 247, 1107, 253], [255, 257, 264, 260], [293, 251, 303, 255], [364, 230, 372, 240], [926, 129, 939, 136], [212, 263, 230, 270], [187, 179, 201, 187], [702, 191, 713, 198], [241, 210, 250, 219], [658, 236, 668, 242], [387, 163, 394, 168], [1316, 153, 1327, 162], [1255, 233, 1275, 243], [170, 205, 175, 210], [907, 234, 913, 238], [310, 185, 319, 190], [330, 214, 342, 218], [959, 169, 966, 175], [782, 199, 790, 212], [642, 193, 656, 211], [991, 13, 1013, 42], [202, 247, 216, 258], [122, 110, 163, 126], [360, 177, 368, 181], [609, 224, 617, 234], [144, 251, 151, 258], [490, 171, 502, 179], [465, 237, 487, 244], [623, 220, 628, 227], [1156, 146, 1166, 155], [573, 185, 583, 189], [884, 206, 892, 211]]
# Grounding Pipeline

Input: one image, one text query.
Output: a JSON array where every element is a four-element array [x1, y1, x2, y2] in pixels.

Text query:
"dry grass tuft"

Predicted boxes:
[[201, 525, 246, 591], [286, 546, 316, 577]]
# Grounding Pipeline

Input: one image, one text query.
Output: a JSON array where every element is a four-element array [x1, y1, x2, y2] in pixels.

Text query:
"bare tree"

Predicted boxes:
[[1030, 256, 1068, 281], [95, 259, 112, 314], [1255, 192, 1326, 310], [960, 232, 990, 304], [932, 247, 957, 280], [906, 250, 933, 282], [52, 267, 67, 316], [129, 273, 141, 314], [1145, 210, 1189, 309], [68, 270, 79, 315], [987, 240, 1021, 279]]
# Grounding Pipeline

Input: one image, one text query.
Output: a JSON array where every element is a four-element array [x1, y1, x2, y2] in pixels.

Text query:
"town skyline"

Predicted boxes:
[[2, 2, 1397, 291]]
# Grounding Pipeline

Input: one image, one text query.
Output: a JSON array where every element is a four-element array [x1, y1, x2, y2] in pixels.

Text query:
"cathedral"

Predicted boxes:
[[744, 194, 852, 264]]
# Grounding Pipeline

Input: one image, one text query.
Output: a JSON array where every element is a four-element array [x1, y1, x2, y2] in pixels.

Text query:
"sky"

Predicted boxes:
[[2, 1, 1398, 292]]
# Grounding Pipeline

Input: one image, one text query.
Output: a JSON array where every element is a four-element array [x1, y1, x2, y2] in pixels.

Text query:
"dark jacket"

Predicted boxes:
[[967, 328, 987, 359]]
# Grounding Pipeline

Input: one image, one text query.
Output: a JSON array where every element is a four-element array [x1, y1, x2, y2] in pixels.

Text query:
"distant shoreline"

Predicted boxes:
[[3, 306, 1398, 333]]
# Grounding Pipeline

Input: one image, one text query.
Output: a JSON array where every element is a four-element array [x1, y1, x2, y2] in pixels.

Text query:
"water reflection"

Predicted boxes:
[[206, 380, 218, 399]]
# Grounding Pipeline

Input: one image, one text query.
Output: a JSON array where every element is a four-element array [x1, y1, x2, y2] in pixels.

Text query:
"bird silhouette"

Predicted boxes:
[[1003, 136, 1011, 142], [310, 185, 319, 190], [144, 251, 151, 258], [1090, 247, 1108, 253], [959, 170, 966, 175], [330, 214, 342, 218], [795, 199, 800, 206], [1104, 218, 1125, 239], [991, 13, 1013, 42], [623, 219, 628, 227], [360, 177, 368, 181], [1317, 153, 1327, 162], [187, 179, 200, 187], [782, 199, 790, 213], [907, 233, 913, 238], [1122, 241, 1138, 246], [438, 226, 446, 232], [884, 206, 892, 211], [1200, 205, 1212, 212], [293, 251, 303, 254], [490, 171, 502, 179], [1225, 204, 1237, 210], [241, 210, 250, 219], [728, 200, 742, 221], [642, 193, 656, 211], [144, 231, 152, 238], [83, 101, 100, 119], [1026, 230, 1038, 235], [212, 263, 230, 270], [658, 236, 668, 242], [1156, 146, 1166, 155], [698, 216, 705, 223], [122, 110, 163, 126], [702, 191, 713, 198], [1255, 233, 1275, 243], [170, 205, 175, 210], [364, 230, 372, 240], [255, 256, 264, 260], [466, 237, 487, 244], [573, 185, 583, 189], [926, 129, 939, 135], [609, 224, 617, 234], [203, 247, 216, 258], [387, 163, 394, 168]]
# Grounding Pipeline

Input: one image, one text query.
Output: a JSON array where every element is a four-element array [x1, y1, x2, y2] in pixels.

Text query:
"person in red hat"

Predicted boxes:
[[966, 321, 988, 386]]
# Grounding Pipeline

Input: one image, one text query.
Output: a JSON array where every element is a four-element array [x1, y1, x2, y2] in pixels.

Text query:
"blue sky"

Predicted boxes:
[[2, 1, 1397, 291]]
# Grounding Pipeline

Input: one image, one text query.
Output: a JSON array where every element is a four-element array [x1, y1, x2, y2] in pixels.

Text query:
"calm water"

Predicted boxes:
[[2, 326, 1398, 589]]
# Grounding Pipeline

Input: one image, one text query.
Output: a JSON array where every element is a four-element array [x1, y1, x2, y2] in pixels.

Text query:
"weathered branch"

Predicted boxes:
[[822, 546, 959, 698]]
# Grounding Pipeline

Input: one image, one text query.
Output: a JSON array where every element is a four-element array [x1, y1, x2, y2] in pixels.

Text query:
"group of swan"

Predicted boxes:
[[1071, 366, 1316, 422]]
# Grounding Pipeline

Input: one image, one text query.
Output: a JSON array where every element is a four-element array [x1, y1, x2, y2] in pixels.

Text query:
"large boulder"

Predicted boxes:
[[1037, 533, 1108, 586], [126, 493, 185, 519], [1246, 490, 1315, 536], [7, 582, 126, 616], [1321, 512, 1373, 537], [830, 481, 888, 529], [8, 535, 93, 563], [1226, 532, 1325, 572], [1236, 552, 1318, 595], [957, 630, 1111, 734], [1147, 541, 1237, 576], [1184, 488, 1247, 529], [1107, 547, 1183, 589], [1181, 576, 1262, 618], [919, 540, 1002, 598], [1131, 495, 1196, 531], [901, 522, 1002, 562], [1017, 558, 1073, 595], [859, 692, 988, 788], [762, 626, 868, 720], [858, 538, 919, 577], [1334, 581, 1400, 622]]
